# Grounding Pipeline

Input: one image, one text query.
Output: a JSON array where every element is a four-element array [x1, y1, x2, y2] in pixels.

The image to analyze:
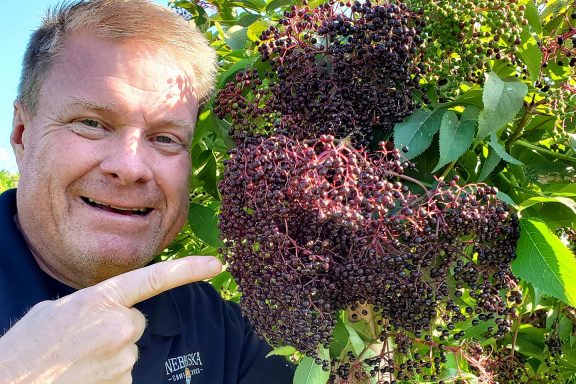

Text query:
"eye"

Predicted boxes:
[[80, 119, 101, 128], [150, 134, 187, 154], [154, 135, 176, 144], [70, 118, 108, 139]]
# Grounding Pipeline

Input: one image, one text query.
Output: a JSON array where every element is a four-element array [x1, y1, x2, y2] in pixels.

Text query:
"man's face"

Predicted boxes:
[[12, 34, 198, 287]]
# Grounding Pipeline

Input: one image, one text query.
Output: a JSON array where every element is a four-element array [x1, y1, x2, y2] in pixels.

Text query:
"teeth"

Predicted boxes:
[[86, 198, 148, 213]]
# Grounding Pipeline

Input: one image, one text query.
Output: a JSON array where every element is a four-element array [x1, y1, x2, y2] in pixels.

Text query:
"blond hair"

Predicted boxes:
[[18, 0, 217, 114]]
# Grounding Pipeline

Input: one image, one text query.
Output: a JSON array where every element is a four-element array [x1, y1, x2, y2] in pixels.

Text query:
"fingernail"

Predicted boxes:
[[207, 258, 222, 274]]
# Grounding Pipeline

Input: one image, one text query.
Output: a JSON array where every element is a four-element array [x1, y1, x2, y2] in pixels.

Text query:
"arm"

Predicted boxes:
[[0, 257, 220, 384], [238, 322, 296, 384]]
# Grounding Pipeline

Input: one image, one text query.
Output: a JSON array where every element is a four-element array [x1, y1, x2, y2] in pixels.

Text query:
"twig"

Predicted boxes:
[[514, 140, 576, 163]]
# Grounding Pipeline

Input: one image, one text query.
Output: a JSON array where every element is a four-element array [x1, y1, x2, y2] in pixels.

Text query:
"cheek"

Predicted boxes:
[[39, 136, 101, 181], [156, 155, 191, 237], [158, 154, 192, 203]]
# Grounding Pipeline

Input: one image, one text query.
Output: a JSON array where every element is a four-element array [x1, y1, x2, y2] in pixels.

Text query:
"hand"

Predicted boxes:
[[0, 256, 222, 384]]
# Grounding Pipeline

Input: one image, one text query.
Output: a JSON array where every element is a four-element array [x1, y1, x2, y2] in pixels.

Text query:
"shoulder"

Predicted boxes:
[[169, 280, 244, 325], [0, 189, 18, 223]]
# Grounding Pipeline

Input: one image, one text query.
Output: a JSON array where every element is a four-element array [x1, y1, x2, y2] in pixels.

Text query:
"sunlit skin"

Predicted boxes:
[[11, 33, 199, 288]]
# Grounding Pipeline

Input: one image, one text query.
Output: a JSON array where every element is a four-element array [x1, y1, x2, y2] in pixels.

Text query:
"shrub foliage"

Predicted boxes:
[[174, 0, 576, 382]]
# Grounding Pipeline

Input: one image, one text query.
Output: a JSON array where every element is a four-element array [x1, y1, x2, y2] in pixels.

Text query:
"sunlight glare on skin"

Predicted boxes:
[[164, 74, 196, 109], [127, 128, 141, 155]]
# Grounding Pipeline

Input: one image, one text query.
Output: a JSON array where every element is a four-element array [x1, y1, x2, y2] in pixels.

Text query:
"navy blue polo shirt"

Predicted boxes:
[[0, 189, 294, 383]]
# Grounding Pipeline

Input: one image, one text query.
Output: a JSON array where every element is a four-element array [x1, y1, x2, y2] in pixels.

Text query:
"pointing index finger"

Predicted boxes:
[[91, 256, 222, 307]]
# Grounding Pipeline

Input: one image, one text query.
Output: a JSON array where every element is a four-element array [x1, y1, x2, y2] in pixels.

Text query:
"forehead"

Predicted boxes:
[[40, 34, 198, 120]]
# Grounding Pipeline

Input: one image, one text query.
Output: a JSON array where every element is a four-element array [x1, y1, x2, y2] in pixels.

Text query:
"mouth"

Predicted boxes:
[[81, 196, 153, 216]]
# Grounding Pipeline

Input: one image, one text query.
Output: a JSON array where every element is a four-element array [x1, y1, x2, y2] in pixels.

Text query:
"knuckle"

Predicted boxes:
[[144, 267, 166, 295], [107, 345, 138, 379], [76, 287, 109, 308], [104, 312, 140, 349], [114, 318, 139, 346], [131, 308, 147, 332], [122, 344, 139, 366], [29, 300, 53, 313]]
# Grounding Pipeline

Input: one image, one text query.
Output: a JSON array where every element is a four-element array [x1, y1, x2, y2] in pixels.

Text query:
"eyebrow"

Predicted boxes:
[[152, 118, 196, 133], [62, 96, 196, 134], [61, 96, 117, 114]]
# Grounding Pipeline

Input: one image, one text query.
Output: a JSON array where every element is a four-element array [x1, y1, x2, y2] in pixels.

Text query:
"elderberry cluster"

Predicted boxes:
[[404, 0, 529, 99], [219, 134, 520, 381], [214, 0, 424, 145], [215, 1, 522, 382]]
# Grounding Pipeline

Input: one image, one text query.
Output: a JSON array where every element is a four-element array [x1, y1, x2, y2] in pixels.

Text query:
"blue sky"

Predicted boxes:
[[0, 0, 169, 173]]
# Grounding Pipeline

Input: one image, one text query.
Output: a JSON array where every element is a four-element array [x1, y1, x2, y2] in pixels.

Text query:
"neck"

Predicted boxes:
[[14, 213, 85, 289]]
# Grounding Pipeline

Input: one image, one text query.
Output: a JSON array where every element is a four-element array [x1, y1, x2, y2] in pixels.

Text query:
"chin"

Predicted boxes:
[[77, 239, 161, 269]]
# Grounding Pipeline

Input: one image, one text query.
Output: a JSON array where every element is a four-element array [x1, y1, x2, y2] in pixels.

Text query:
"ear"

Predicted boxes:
[[11, 101, 30, 166]]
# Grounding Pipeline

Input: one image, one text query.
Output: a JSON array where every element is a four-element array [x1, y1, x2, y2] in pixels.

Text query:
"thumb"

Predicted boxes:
[[87, 256, 222, 308]]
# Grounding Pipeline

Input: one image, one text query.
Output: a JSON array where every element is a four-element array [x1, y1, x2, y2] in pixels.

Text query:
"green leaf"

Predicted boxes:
[[394, 108, 445, 160], [174, 1, 210, 31], [542, 2, 568, 33], [226, 0, 265, 11], [511, 218, 576, 307], [344, 324, 366, 355], [544, 184, 576, 197], [210, 270, 234, 291], [492, 58, 517, 79], [225, 25, 248, 50], [217, 56, 259, 88], [440, 352, 460, 380], [214, 21, 228, 42], [523, 0, 543, 35], [197, 151, 220, 200], [192, 109, 213, 148], [293, 347, 330, 384], [518, 27, 543, 83], [266, 345, 297, 358], [453, 88, 483, 107], [518, 196, 576, 216], [522, 281, 545, 314], [522, 115, 554, 143], [476, 72, 528, 140], [193, 108, 234, 149], [531, 207, 576, 232], [496, 191, 516, 206], [329, 314, 350, 357], [489, 134, 523, 165], [458, 150, 479, 181], [266, 0, 294, 12], [433, 107, 477, 172], [569, 133, 576, 151], [514, 325, 546, 359], [188, 203, 224, 248], [559, 316, 574, 342], [193, 148, 213, 170], [237, 13, 261, 27], [477, 148, 501, 182], [247, 19, 270, 42]]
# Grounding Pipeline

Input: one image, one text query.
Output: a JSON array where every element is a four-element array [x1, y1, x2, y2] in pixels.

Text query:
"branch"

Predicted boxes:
[[514, 140, 576, 163]]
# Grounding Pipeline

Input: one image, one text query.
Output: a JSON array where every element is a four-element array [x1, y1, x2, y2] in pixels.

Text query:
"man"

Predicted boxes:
[[0, 0, 294, 382]]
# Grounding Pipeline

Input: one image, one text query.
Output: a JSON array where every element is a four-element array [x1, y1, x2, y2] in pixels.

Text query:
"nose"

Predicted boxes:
[[100, 128, 154, 185]]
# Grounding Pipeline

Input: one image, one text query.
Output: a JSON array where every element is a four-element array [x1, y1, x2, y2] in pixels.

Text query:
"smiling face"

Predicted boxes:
[[11, 34, 198, 287]]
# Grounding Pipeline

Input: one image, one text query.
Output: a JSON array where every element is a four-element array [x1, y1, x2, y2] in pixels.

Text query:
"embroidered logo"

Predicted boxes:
[[165, 352, 203, 382]]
